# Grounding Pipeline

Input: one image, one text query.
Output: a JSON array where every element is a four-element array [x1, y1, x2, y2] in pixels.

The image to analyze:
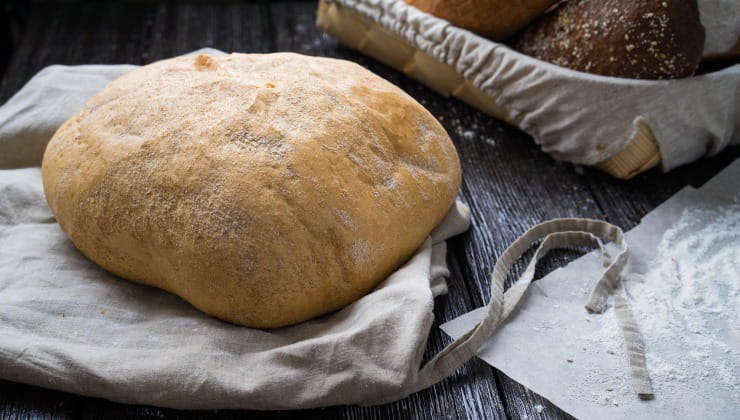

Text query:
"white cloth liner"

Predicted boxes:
[[324, 0, 740, 170]]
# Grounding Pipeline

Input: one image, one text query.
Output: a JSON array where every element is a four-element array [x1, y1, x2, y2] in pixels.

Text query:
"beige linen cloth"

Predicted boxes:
[[321, 0, 740, 171], [0, 54, 640, 409]]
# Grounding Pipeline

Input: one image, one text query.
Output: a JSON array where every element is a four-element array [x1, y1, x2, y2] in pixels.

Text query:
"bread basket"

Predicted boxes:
[[316, 0, 740, 179]]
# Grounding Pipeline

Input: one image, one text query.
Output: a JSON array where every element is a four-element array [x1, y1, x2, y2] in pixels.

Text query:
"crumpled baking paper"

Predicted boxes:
[[441, 159, 740, 419]]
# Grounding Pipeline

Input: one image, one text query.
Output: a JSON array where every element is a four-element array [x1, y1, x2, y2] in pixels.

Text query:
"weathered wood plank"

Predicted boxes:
[[585, 148, 740, 230], [0, 380, 80, 420], [0, 2, 158, 103]]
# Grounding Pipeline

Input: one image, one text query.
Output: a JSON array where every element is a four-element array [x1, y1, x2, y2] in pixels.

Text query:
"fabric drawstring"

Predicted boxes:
[[397, 218, 654, 402]]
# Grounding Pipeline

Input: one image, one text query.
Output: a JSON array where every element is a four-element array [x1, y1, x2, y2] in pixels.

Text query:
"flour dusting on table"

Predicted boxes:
[[586, 205, 740, 406], [627, 205, 740, 395]]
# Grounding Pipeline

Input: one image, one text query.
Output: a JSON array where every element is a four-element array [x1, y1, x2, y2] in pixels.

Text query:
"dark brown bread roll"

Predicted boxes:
[[512, 0, 706, 79], [405, 0, 560, 41]]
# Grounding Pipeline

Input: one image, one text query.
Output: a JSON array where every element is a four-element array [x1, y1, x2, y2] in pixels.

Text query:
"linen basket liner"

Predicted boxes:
[[0, 57, 648, 409], [317, 0, 740, 178]]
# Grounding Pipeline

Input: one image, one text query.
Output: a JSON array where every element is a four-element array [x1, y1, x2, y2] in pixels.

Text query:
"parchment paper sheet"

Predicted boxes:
[[442, 160, 740, 419]]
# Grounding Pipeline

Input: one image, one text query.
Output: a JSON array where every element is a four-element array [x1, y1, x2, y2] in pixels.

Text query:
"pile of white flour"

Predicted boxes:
[[587, 204, 740, 406]]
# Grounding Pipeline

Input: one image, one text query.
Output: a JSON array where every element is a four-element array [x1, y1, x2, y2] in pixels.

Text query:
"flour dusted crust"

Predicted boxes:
[[513, 0, 705, 79], [41, 53, 461, 328]]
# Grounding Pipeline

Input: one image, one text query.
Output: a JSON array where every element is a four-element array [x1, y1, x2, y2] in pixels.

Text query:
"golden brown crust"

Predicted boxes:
[[512, 0, 705, 79], [405, 0, 559, 41], [41, 53, 461, 328]]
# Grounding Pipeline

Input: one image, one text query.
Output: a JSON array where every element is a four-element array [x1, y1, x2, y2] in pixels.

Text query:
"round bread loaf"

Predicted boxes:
[[41, 53, 461, 328], [405, 0, 560, 41], [512, 0, 705, 79]]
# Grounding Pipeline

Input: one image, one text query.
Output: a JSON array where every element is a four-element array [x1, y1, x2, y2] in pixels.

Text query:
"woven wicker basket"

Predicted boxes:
[[316, 0, 661, 179]]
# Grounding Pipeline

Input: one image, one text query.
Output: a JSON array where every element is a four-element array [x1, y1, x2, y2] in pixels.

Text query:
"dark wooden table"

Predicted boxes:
[[1, 1, 737, 419]]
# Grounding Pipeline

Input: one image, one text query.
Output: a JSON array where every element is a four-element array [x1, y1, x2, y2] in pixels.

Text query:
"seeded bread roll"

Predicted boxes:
[[405, 0, 560, 41], [512, 0, 706, 79], [41, 53, 462, 328]]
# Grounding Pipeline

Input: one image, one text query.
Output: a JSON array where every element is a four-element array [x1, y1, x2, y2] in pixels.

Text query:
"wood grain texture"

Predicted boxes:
[[0, 380, 80, 420], [1, 1, 738, 420]]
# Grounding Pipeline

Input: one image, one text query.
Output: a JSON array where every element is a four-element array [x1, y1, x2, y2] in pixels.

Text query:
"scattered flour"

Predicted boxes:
[[572, 307, 633, 407], [625, 205, 740, 396], [333, 208, 356, 231], [349, 239, 371, 266], [567, 204, 740, 410], [582, 205, 740, 407]]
